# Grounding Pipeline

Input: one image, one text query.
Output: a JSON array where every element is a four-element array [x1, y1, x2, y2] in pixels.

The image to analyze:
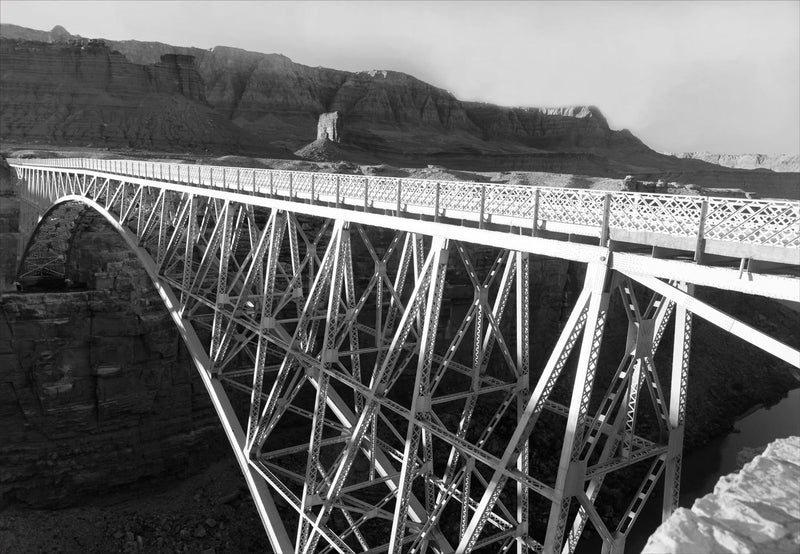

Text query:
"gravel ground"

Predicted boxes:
[[0, 457, 273, 554]]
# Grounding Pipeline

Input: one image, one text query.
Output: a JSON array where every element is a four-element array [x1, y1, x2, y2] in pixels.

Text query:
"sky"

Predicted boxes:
[[1, 0, 798, 154]]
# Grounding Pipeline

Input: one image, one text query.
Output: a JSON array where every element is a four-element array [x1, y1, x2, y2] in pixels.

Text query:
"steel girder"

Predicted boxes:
[[11, 166, 800, 554]]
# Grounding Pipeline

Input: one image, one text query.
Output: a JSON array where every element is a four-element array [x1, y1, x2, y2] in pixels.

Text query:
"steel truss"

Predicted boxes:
[[11, 165, 800, 553]]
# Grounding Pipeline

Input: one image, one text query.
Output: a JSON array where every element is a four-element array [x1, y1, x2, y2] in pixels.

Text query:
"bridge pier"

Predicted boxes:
[[9, 159, 799, 553]]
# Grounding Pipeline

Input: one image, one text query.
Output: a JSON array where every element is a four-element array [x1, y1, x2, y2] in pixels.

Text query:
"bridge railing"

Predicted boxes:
[[11, 158, 800, 256]]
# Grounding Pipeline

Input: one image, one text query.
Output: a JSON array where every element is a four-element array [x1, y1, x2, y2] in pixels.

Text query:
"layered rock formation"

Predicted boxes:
[[0, 221, 228, 506], [0, 165, 226, 507], [0, 38, 265, 154], [6, 22, 798, 197], [0, 156, 18, 291], [668, 152, 800, 173], [643, 436, 800, 553], [0, 286, 226, 506], [317, 112, 343, 142]]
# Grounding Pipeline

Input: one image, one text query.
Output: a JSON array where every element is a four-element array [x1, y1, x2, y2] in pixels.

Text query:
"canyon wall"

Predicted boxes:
[[0, 38, 262, 154], [668, 152, 800, 173], [0, 164, 227, 507], [0, 156, 17, 291], [0, 283, 226, 506], [3, 24, 797, 195]]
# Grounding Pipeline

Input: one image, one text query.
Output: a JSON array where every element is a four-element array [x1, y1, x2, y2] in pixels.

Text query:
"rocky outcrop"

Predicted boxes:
[[0, 38, 262, 154], [0, 166, 226, 507], [0, 23, 74, 43], [0, 242, 227, 507], [0, 25, 661, 169], [0, 156, 18, 292], [462, 104, 649, 152], [2, 23, 798, 196], [643, 436, 800, 553], [317, 112, 343, 142], [667, 152, 800, 173]]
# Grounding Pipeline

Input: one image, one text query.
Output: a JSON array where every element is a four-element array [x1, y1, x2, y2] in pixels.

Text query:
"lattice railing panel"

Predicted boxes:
[[338, 174, 367, 200], [440, 181, 482, 212], [290, 172, 313, 195], [538, 188, 606, 227], [400, 178, 437, 208], [484, 183, 536, 217], [13, 158, 800, 253], [254, 168, 270, 190], [610, 194, 703, 237], [313, 173, 338, 198], [705, 198, 800, 247], [369, 176, 399, 204]]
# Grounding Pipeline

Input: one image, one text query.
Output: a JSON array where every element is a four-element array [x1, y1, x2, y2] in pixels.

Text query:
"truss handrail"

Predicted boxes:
[[11, 157, 800, 253]]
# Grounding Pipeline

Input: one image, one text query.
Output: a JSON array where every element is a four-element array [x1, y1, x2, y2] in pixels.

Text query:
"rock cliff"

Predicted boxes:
[[317, 112, 343, 142], [10, 23, 797, 190], [0, 163, 226, 507], [0, 156, 17, 291], [643, 436, 800, 553], [0, 285, 226, 507], [0, 38, 271, 154], [667, 152, 800, 173], [0, 274, 228, 507]]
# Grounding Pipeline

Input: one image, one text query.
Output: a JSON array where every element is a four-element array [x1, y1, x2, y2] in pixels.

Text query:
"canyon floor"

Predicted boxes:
[[0, 455, 272, 554]]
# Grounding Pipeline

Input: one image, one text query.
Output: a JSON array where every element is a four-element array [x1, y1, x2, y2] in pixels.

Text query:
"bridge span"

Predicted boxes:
[[9, 158, 800, 553]]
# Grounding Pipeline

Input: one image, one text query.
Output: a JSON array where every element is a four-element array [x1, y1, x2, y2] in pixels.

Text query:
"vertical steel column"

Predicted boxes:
[[155, 190, 170, 266], [246, 211, 286, 446], [296, 221, 347, 554], [209, 202, 234, 367], [662, 282, 693, 520], [389, 236, 449, 553], [457, 278, 594, 553], [515, 251, 530, 554], [543, 262, 610, 553], [251, 219, 340, 452], [179, 194, 197, 306]]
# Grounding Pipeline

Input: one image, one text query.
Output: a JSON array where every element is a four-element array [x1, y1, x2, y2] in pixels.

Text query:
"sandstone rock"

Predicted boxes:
[[643, 436, 800, 553], [735, 445, 764, 468], [317, 112, 343, 142], [0, 38, 249, 153], [2, 22, 799, 195], [0, 155, 18, 292], [0, 23, 76, 43], [668, 152, 800, 173], [0, 203, 227, 507]]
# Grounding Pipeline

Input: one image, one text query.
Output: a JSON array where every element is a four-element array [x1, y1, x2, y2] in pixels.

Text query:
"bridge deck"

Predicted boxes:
[[13, 158, 800, 267]]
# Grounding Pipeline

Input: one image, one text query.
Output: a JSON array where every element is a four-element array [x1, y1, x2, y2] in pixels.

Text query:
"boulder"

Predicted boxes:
[[643, 436, 800, 553]]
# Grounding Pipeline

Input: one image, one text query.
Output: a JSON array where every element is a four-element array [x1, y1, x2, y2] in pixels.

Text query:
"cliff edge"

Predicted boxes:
[[643, 436, 800, 553]]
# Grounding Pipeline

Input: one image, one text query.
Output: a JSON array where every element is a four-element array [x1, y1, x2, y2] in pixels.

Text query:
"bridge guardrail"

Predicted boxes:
[[11, 157, 800, 256]]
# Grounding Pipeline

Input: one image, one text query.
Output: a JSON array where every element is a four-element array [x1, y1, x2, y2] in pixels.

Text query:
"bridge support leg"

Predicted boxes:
[[388, 237, 449, 553], [515, 251, 530, 554], [543, 261, 610, 553], [662, 282, 693, 520]]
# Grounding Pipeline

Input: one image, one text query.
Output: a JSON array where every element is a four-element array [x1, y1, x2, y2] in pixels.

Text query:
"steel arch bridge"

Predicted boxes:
[[9, 158, 800, 554]]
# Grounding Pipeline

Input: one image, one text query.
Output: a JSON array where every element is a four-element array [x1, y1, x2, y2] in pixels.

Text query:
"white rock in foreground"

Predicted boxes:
[[643, 436, 800, 553]]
